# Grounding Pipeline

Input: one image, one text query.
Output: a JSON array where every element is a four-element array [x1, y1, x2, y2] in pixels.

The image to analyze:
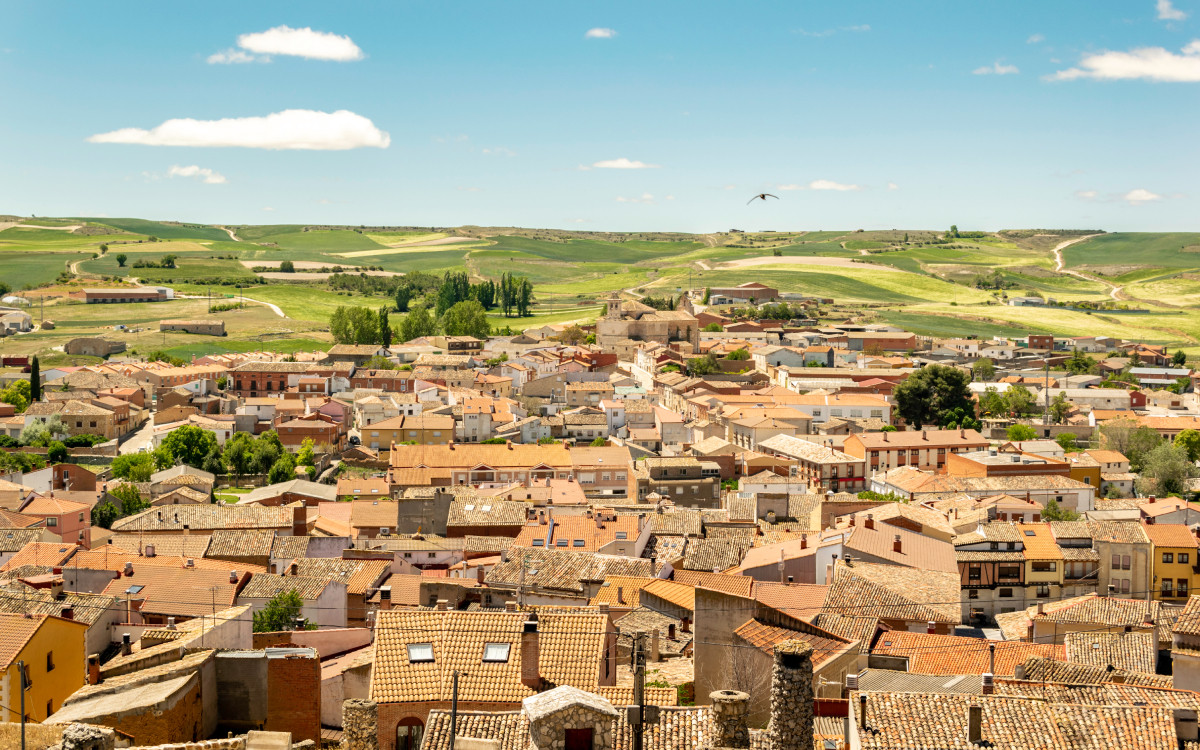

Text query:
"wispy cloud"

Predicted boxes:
[[585, 28, 617, 39], [1158, 0, 1188, 21], [793, 24, 870, 37], [482, 147, 517, 157], [1075, 189, 1099, 200], [167, 165, 227, 184], [973, 61, 1020, 75], [261, 206, 275, 212], [1125, 188, 1163, 204], [615, 193, 655, 204], [88, 109, 391, 150], [1051, 40, 1200, 81], [1027, 33, 1045, 44], [588, 158, 660, 169], [887, 182, 899, 191], [779, 180, 862, 192], [208, 25, 364, 64]]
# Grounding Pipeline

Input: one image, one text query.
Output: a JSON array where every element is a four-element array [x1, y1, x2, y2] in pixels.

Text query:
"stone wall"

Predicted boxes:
[[766, 640, 814, 750], [341, 699, 378, 750], [708, 690, 750, 749], [528, 705, 614, 750]]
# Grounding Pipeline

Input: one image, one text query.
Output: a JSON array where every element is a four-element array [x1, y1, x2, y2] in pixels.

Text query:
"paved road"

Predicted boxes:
[[119, 418, 157, 455]]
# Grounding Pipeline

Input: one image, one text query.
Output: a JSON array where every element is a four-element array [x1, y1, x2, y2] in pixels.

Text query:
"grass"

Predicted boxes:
[[67, 217, 230, 242], [80, 254, 257, 282], [259, 230, 386, 252], [236, 285, 383, 322], [876, 310, 1050, 338], [162, 337, 330, 360], [363, 231, 447, 246], [685, 265, 992, 305], [1064, 232, 1200, 271]]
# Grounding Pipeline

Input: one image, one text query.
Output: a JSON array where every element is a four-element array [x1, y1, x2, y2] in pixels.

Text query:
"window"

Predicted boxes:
[[1121, 578, 1131, 594], [871, 410, 883, 419], [1183, 554, 1191, 565], [407, 643, 434, 663], [1163, 580, 1175, 596], [46, 518, 57, 527], [482, 643, 511, 662], [565, 728, 594, 750], [532, 539, 544, 546], [1164, 553, 1175, 564], [1007, 542, 1016, 551], [1036, 584, 1051, 598], [1181, 579, 1190, 596], [968, 589, 979, 599], [1024, 530, 1036, 537], [1112, 554, 1121, 570], [403, 552, 412, 558], [1032, 561, 1057, 572], [46, 651, 54, 672], [998, 565, 1021, 579], [556, 539, 568, 547], [573, 539, 585, 547], [1122, 555, 1131, 570], [397, 718, 424, 750], [998, 588, 1014, 598], [427, 553, 436, 559], [990, 542, 999, 551], [615, 532, 628, 540], [968, 565, 981, 581]]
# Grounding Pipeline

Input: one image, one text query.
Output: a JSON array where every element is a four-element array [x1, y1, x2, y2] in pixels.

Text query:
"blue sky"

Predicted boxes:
[[1, 0, 1198, 232]]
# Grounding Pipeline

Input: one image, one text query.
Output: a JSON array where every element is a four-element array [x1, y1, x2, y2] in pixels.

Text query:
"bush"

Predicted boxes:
[[64, 434, 106, 448]]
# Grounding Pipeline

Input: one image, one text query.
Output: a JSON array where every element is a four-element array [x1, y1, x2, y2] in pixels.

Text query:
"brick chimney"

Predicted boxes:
[[968, 704, 983, 743], [893, 534, 903, 554], [60, 605, 74, 620], [123, 562, 134, 577], [229, 570, 239, 584], [982, 672, 994, 695], [927, 621, 936, 634], [87, 654, 101, 685], [767, 640, 814, 750], [864, 514, 875, 530], [379, 586, 392, 611], [521, 614, 541, 690]]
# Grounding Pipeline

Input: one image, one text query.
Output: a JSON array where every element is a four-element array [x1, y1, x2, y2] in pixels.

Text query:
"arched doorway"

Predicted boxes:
[[396, 717, 424, 750]]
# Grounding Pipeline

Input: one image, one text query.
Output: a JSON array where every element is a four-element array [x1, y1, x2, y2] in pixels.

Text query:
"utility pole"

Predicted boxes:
[[450, 670, 461, 749], [1043, 359, 1050, 426], [632, 631, 646, 750], [518, 552, 531, 609], [18, 659, 26, 750]]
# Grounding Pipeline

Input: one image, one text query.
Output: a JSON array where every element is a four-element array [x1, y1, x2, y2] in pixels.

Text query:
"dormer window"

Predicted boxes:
[[482, 643, 511, 663], [407, 643, 434, 663]]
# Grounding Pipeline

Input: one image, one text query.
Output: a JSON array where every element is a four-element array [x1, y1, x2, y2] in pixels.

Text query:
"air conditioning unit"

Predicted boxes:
[[380, 527, 391, 536]]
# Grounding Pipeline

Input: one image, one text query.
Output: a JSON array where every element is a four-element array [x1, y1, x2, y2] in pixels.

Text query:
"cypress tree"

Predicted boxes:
[[30, 356, 40, 402]]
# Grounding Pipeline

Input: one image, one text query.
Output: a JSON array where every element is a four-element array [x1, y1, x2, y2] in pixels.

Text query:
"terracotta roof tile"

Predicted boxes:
[[872, 631, 1063, 676]]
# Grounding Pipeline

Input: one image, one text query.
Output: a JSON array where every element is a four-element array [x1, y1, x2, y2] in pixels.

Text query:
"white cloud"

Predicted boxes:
[[585, 28, 617, 39], [482, 147, 516, 156], [1158, 0, 1188, 21], [167, 164, 227, 184], [780, 179, 862, 192], [665, 195, 675, 201], [1075, 189, 1099, 200], [231, 25, 363, 62], [1125, 188, 1163, 204], [591, 157, 659, 169], [88, 109, 391, 150], [262, 206, 275, 212], [615, 193, 655, 204], [1051, 40, 1200, 81], [1027, 33, 1045, 44], [207, 49, 260, 64], [887, 182, 899, 191], [723, 184, 737, 191], [973, 61, 1020, 75]]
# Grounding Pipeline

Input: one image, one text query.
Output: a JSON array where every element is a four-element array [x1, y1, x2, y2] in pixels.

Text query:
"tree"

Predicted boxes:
[[1065, 348, 1097, 376], [1056, 432, 1079, 453], [115, 253, 127, 267], [1174, 350, 1189, 367], [1127, 426, 1164, 473], [152, 445, 174, 470], [112, 453, 155, 482], [296, 438, 316, 468], [394, 284, 412, 313], [727, 348, 750, 361], [279, 260, 295, 273], [46, 440, 68, 463], [1137, 442, 1196, 497], [441, 300, 490, 339], [1041, 497, 1080, 522], [378, 307, 392, 347], [971, 358, 995, 382], [159, 254, 177, 269], [267, 453, 297, 485], [0, 380, 31, 413], [329, 306, 379, 345], [223, 435, 252, 485], [1003, 385, 1037, 417], [1176, 429, 1200, 462], [558, 325, 587, 345], [589, 437, 608, 447], [20, 416, 65, 447], [362, 355, 397, 370], [702, 288, 711, 304], [687, 352, 720, 377], [91, 502, 119, 529], [1048, 392, 1071, 424], [892, 364, 974, 428], [252, 589, 308, 632], [939, 406, 980, 430], [29, 356, 40, 402], [1007, 424, 1038, 441], [703, 323, 723, 332], [111, 482, 150, 518], [216, 374, 228, 390], [948, 224, 959, 238], [99, 244, 108, 254], [161, 424, 219, 467], [397, 304, 437, 342], [202, 445, 225, 476]]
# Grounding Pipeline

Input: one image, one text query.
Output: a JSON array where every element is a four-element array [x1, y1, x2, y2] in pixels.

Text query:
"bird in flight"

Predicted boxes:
[[747, 193, 778, 205]]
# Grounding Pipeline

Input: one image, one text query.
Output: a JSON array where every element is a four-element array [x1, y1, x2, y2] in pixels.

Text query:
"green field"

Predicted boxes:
[[67, 217, 230, 242], [1064, 233, 1200, 273]]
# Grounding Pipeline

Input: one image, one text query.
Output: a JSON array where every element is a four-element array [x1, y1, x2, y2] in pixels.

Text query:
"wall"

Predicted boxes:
[[266, 651, 321, 743], [252, 627, 372, 656], [215, 652, 268, 734]]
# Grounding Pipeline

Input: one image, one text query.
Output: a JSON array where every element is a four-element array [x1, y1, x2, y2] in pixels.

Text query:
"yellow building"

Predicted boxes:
[[362, 414, 454, 450], [0, 613, 89, 722], [1144, 523, 1199, 601], [1018, 523, 1065, 603], [1064, 452, 1103, 491]]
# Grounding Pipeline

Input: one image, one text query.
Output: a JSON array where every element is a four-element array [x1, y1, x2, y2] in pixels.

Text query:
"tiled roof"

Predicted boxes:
[[1018, 657, 1173, 688], [1087, 520, 1149, 545], [0, 613, 61, 669], [0, 587, 117, 627], [270, 535, 310, 560], [589, 576, 657, 608], [852, 691, 1179, 750], [448, 499, 528, 527], [69, 546, 262, 573], [752, 582, 829, 620], [613, 608, 691, 658], [486, 549, 653, 594], [1173, 595, 1200, 636], [239, 573, 332, 601], [826, 561, 961, 624], [679, 537, 750, 572], [648, 510, 703, 537], [421, 705, 714, 750], [844, 522, 957, 573], [1016, 523, 1063, 560], [111, 505, 294, 532], [207, 529, 275, 559], [640, 579, 696, 612], [643, 535, 688, 565], [811, 613, 879, 652], [872, 631, 1063, 676], [291, 558, 389, 596], [1064, 631, 1156, 673], [734, 619, 853, 669], [996, 678, 1193, 705], [99, 566, 241, 618], [671, 569, 754, 598], [0, 542, 78, 572], [1037, 593, 1164, 628], [0, 529, 44, 553], [371, 610, 608, 704], [464, 535, 514, 554], [1142, 522, 1199, 548]]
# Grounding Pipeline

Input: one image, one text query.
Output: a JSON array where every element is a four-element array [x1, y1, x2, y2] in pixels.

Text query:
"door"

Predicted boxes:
[[396, 718, 424, 750], [565, 728, 594, 750]]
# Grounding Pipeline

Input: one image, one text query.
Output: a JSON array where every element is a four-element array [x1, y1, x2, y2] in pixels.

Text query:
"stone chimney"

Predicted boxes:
[[120, 633, 132, 656], [967, 704, 983, 744], [709, 690, 751, 748], [521, 614, 541, 689], [767, 640, 814, 750], [651, 629, 661, 661], [341, 699, 379, 750], [123, 561, 133, 577]]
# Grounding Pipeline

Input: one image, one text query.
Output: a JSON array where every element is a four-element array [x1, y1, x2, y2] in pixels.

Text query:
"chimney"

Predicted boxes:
[[617, 586, 625, 605], [595, 514, 603, 530], [858, 693, 868, 731], [1014, 664, 1026, 680], [1037, 601, 1045, 615], [927, 621, 936, 635], [709, 690, 751, 749], [967, 704, 983, 744], [505, 601, 517, 612], [1176, 710, 1200, 744], [681, 616, 691, 633], [800, 533, 808, 550], [229, 570, 239, 584], [294, 617, 305, 631], [87, 654, 101, 685], [145, 544, 156, 558], [845, 672, 859, 697], [786, 575, 794, 584], [893, 535, 903, 554], [1149, 496, 1156, 503], [767, 640, 814, 750], [668, 623, 676, 640], [651, 629, 661, 662], [60, 605, 74, 620], [598, 602, 609, 616], [185, 558, 195, 569], [476, 565, 485, 585], [123, 562, 133, 577], [521, 614, 541, 690], [436, 599, 449, 611], [922, 430, 928, 440], [121, 633, 132, 657], [290, 562, 299, 576], [379, 586, 392, 611], [982, 672, 995, 695], [167, 616, 176, 630]]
